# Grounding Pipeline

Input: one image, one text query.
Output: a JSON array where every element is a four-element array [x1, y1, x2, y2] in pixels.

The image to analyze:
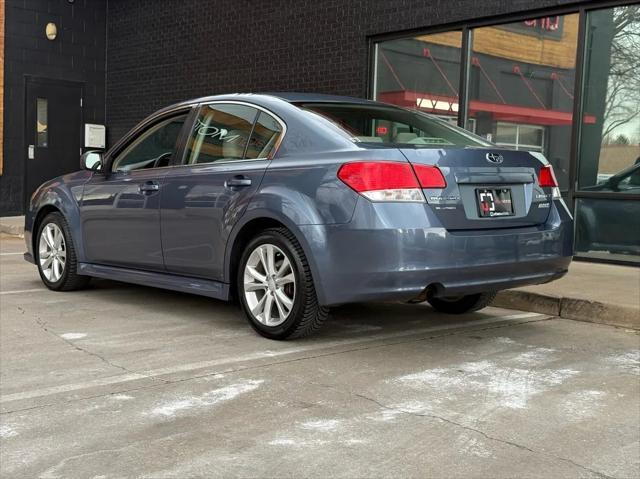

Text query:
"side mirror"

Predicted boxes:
[[80, 151, 103, 171]]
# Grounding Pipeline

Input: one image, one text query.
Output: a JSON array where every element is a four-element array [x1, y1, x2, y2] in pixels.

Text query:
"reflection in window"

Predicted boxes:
[[374, 31, 462, 123], [575, 197, 639, 263], [495, 122, 544, 152], [112, 114, 188, 172], [245, 112, 282, 159], [186, 104, 258, 164], [578, 5, 640, 191], [36, 98, 48, 147], [469, 14, 579, 189]]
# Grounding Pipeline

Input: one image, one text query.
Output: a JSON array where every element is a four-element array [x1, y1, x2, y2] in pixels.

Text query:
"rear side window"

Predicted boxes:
[[299, 103, 490, 148], [245, 112, 283, 159], [185, 104, 258, 165]]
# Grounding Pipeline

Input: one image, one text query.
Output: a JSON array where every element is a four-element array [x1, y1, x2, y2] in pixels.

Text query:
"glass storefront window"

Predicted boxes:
[[577, 5, 640, 193], [574, 5, 639, 264], [371, 6, 639, 265], [468, 14, 579, 189], [374, 31, 462, 122]]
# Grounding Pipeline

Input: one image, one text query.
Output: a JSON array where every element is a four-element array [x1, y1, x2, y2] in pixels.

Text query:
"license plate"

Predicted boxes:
[[476, 188, 514, 217]]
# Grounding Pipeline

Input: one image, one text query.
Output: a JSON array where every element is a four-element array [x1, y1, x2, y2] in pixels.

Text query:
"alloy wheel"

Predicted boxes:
[[39, 223, 66, 283], [243, 243, 296, 327]]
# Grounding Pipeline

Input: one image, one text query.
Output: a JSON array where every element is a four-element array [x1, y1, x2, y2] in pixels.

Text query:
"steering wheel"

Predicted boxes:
[[152, 151, 173, 168]]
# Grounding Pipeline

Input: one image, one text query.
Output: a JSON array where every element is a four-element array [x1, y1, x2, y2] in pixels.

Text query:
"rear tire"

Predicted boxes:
[[36, 212, 91, 291], [237, 227, 329, 340], [428, 292, 496, 314]]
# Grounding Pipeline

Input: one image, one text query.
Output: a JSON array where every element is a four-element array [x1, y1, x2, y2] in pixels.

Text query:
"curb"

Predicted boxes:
[[493, 290, 639, 330]]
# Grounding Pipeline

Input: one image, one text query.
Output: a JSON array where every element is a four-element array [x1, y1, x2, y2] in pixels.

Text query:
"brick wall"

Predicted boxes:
[[106, 0, 590, 143], [0, 0, 106, 215]]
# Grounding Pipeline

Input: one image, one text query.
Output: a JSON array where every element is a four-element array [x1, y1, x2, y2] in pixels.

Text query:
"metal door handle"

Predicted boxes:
[[225, 176, 252, 188], [139, 181, 160, 193]]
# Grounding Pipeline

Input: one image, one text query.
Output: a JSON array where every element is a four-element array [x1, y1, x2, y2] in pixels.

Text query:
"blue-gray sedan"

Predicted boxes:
[[24, 93, 573, 339]]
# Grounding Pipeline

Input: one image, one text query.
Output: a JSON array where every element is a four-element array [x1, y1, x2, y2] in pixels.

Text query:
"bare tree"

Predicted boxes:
[[602, 6, 640, 143]]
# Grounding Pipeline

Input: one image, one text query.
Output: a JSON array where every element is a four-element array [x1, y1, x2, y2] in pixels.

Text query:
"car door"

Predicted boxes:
[[160, 102, 284, 280], [591, 167, 640, 250], [80, 110, 191, 270]]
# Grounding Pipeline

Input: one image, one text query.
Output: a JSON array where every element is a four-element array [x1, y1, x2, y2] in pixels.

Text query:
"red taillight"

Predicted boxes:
[[337, 161, 419, 192], [538, 165, 558, 188], [412, 164, 447, 188], [337, 161, 445, 202]]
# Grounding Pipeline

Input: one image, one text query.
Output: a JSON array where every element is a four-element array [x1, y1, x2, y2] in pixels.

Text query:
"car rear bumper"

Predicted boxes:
[[300, 199, 574, 306]]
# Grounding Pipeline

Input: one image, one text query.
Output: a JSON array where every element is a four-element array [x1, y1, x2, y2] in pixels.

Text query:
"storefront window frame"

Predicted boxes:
[[367, 0, 640, 265], [572, 3, 640, 203], [370, 13, 582, 194]]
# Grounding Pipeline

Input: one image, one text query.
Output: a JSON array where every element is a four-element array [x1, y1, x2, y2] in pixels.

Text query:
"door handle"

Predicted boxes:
[[139, 181, 160, 193], [225, 176, 252, 188]]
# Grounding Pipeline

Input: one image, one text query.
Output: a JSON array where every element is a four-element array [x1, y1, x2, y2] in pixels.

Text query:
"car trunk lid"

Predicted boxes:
[[399, 147, 553, 230]]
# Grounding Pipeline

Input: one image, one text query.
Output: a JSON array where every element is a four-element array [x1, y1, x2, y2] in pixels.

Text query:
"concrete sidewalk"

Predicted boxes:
[[3, 215, 638, 328], [0, 216, 24, 237], [493, 261, 639, 329]]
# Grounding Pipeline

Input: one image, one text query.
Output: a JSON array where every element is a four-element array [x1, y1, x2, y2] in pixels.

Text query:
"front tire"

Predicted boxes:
[[36, 212, 90, 291], [428, 292, 496, 314], [237, 228, 328, 340]]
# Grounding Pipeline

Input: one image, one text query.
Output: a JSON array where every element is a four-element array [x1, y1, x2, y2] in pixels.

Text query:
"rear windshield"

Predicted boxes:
[[298, 102, 491, 148]]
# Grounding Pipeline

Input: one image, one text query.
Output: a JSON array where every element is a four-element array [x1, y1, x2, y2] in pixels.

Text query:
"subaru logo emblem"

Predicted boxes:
[[486, 153, 504, 164]]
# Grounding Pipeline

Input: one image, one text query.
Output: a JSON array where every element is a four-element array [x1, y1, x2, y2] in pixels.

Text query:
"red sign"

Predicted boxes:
[[501, 16, 564, 40]]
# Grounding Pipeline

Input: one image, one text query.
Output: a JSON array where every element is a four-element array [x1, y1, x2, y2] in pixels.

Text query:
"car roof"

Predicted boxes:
[[263, 92, 376, 104], [180, 92, 380, 107], [147, 92, 403, 134], [611, 160, 640, 179]]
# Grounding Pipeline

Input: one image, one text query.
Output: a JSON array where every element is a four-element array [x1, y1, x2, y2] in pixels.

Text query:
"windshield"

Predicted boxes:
[[298, 102, 492, 148]]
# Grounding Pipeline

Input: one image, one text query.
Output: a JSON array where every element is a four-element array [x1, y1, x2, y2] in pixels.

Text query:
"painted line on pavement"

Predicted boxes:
[[0, 312, 544, 404], [0, 288, 44, 296], [0, 252, 25, 256]]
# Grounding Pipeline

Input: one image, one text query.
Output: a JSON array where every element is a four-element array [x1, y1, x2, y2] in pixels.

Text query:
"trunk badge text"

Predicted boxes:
[[486, 153, 504, 164]]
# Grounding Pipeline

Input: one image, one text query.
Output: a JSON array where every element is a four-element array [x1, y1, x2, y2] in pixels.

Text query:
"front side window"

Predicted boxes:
[[112, 113, 188, 172], [299, 103, 490, 148], [185, 104, 258, 165]]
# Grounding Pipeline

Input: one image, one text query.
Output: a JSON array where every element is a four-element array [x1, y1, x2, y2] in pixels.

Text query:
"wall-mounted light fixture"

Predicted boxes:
[[45, 23, 58, 41]]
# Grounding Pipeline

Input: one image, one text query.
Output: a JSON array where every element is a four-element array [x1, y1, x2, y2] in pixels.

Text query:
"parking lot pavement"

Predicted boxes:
[[1, 235, 639, 479]]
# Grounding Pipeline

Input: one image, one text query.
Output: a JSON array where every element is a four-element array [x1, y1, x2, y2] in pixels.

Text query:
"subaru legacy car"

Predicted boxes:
[[24, 93, 573, 339]]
